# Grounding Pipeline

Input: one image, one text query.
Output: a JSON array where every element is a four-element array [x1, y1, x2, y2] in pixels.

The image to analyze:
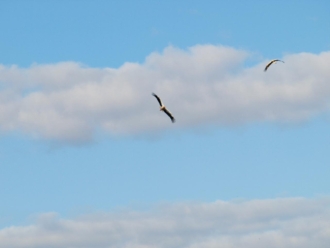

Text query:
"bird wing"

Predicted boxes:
[[152, 93, 163, 106], [163, 108, 175, 123], [264, 59, 284, 71], [264, 60, 275, 71]]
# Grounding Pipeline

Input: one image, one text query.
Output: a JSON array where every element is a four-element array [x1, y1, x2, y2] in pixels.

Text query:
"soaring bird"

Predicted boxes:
[[152, 93, 175, 123], [264, 59, 284, 71]]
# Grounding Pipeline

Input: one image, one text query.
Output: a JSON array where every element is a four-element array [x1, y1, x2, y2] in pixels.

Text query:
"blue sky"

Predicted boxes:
[[1, 1, 330, 247]]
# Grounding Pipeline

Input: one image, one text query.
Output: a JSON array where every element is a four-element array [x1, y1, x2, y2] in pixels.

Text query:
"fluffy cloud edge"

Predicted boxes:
[[1, 44, 330, 143], [1, 197, 330, 248]]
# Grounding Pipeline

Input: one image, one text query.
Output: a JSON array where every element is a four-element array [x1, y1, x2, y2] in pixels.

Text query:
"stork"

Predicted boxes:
[[152, 93, 175, 123], [264, 59, 284, 71]]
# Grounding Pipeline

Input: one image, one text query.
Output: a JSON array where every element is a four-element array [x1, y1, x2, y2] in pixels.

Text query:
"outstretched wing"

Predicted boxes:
[[163, 108, 175, 123], [264, 59, 284, 71], [152, 93, 163, 106]]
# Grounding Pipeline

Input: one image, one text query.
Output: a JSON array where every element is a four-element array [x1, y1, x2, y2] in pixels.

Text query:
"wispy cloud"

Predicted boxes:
[[1, 44, 330, 143], [0, 198, 329, 248]]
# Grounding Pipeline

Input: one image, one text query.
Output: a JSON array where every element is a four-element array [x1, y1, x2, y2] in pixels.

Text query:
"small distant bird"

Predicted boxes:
[[152, 93, 175, 123], [264, 59, 284, 71]]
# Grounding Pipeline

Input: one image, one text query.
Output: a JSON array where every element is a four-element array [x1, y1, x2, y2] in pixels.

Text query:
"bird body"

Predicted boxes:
[[264, 59, 284, 71], [152, 93, 175, 123]]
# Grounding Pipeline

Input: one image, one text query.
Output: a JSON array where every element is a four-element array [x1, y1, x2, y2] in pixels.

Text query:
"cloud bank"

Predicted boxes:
[[1, 197, 329, 248], [1, 45, 330, 142]]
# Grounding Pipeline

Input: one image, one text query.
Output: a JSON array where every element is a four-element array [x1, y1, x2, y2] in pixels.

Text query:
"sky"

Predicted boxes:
[[1, 1, 330, 247]]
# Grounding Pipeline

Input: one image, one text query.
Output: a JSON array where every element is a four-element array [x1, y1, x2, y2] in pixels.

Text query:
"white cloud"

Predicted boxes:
[[0, 198, 329, 248], [1, 45, 330, 142]]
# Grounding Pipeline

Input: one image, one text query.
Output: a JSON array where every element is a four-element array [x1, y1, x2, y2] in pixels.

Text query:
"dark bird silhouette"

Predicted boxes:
[[264, 59, 284, 71], [152, 93, 175, 123]]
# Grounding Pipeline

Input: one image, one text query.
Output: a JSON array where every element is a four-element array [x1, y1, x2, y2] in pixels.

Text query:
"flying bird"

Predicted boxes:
[[264, 59, 284, 71], [152, 93, 175, 123]]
